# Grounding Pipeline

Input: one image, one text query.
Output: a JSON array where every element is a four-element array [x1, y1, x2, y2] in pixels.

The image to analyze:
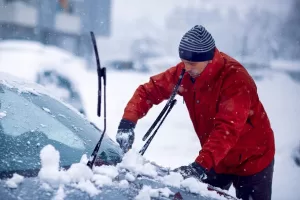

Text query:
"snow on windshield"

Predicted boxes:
[[135, 185, 174, 200], [6, 145, 227, 200], [5, 173, 24, 189]]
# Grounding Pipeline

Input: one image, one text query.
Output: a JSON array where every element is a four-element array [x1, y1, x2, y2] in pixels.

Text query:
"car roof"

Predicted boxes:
[[0, 72, 57, 96], [0, 72, 86, 119]]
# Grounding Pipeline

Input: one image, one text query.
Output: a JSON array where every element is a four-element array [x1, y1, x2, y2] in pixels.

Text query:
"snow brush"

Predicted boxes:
[[139, 68, 186, 156], [87, 31, 107, 169]]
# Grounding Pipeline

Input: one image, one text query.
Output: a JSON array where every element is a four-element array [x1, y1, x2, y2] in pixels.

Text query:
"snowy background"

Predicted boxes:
[[1, 0, 300, 199]]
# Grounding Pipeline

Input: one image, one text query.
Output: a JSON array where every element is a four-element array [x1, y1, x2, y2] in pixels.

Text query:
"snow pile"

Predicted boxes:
[[53, 185, 66, 200], [72, 180, 99, 197], [0, 111, 7, 119], [118, 150, 228, 199], [38, 144, 64, 185], [117, 149, 158, 178], [118, 180, 130, 188], [159, 171, 228, 199], [36, 145, 226, 199], [38, 135, 92, 179], [181, 178, 206, 194], [79, 154, 89, 164], [38, 145, 100, 197], [65, 163, 94, 183], [125, 172, 136, 182], [5, 173, 24, 189], [159, 172, 183, 188], [91, 165, 119, 187], [135, 185, 174, 200], [181, 178, 228, 200], [91, 174, 113, 187], [93, 165, 119, 179], [37, 145, 180, 199]]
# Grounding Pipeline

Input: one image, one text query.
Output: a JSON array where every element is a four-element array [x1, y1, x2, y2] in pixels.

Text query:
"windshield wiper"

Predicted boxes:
[[87, 32, 107, 169], [139, 68, 185, 156]]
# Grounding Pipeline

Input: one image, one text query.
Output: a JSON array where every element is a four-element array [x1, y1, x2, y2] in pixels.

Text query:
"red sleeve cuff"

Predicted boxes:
[[195, 151, 214, 171], [122, 112, 138, 124]]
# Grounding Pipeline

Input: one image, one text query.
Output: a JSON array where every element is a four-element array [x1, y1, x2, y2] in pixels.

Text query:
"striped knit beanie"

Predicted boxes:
[[179, 25, 216, 62]]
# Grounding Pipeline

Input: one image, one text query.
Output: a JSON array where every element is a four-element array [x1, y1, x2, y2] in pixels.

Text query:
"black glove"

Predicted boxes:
[[116, 119, 136, 153], [174, 162, 207, 181]]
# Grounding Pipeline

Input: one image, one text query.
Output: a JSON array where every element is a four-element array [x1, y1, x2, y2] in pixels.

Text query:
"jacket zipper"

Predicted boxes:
[[247, 118, 254, 128], [193, 90, 197, 127]]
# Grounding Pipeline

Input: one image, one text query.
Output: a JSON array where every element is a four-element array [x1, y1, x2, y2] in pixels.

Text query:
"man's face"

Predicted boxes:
[[181, 59, 212, 78]]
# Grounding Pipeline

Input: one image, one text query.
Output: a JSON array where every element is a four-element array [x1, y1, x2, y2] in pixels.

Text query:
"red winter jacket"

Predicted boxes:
[[122, 48, 275, 176]]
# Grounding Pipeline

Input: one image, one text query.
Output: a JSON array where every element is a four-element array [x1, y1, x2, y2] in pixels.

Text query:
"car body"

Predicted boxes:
[[36, 69, 86, 115], [0, 40, 87, 115], [0, 72, 224, 200]]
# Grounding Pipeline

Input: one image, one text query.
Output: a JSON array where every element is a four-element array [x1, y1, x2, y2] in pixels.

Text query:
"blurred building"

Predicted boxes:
[[0, 0, 111, 59]]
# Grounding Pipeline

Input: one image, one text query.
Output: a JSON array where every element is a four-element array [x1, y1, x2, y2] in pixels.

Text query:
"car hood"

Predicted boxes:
[[0, 174, 221, 200], [0, 141, 227, 200]]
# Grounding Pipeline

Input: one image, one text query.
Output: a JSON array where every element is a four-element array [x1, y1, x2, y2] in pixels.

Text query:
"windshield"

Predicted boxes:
[[0, 84, 122, 175]]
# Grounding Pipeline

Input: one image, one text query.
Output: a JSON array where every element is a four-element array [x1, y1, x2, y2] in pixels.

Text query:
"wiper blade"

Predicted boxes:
[[87, 31, 107, 169], [139, 68, 185, 156]]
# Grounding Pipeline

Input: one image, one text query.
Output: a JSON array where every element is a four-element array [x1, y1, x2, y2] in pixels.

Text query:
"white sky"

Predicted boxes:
[[97, 0, 291, 61], [112, 0, 290, 28]]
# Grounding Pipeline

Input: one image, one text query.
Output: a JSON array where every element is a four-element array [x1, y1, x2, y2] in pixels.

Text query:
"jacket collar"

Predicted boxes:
[[182, 48, 225, 90]]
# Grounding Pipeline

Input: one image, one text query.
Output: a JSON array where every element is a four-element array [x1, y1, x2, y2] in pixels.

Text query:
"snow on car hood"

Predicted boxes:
[[4, 145, 227, 200]]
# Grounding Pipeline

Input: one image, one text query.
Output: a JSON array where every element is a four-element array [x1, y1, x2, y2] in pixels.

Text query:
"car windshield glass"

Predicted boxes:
[[0, 84, 122, 174]]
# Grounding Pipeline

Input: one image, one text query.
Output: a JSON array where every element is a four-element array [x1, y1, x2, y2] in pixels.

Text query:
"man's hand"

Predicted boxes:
[[116, 119, 136, 153], [174, 162, 207, 181]]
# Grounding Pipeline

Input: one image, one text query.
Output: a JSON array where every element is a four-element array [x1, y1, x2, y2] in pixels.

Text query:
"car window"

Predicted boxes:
[[0, 84, 122, 174]]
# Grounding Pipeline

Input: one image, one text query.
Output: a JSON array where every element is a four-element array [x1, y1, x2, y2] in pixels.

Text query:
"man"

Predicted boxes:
[[116, 25, 275, 200]]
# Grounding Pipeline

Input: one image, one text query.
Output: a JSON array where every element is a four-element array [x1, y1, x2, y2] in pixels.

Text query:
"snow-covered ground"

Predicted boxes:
[[0, 41, 300, 199]]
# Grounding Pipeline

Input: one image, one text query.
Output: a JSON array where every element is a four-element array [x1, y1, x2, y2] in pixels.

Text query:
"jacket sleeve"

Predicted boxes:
[[196, 76, 252, 171], [122, 66, 180, 124]]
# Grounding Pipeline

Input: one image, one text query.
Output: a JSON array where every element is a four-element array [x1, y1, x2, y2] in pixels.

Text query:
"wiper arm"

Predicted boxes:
[[139, 68, 185, 156], [87, 31, 107, 169]]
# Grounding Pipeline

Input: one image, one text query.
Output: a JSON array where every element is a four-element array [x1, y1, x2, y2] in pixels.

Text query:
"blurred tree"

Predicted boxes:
[[240, 7, 281, 62], [130, 36, 161, 72], [164, 5, 244, 58], [129, 18, 165, 72], [294, 143, 300, 167], [279, 0, 300, 60]]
